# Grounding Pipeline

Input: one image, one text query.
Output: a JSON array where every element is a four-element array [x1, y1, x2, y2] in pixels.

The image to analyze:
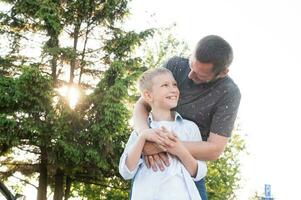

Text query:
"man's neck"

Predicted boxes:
[[150, 108, 174, 121]]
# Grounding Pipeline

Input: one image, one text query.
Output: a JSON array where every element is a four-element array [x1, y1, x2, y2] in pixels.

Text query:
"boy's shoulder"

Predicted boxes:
[[181, 119, 199, 129], [176, 118, 202, 141]]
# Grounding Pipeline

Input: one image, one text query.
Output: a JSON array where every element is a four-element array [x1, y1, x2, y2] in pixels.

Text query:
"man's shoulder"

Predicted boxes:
[[217, 76, 241, 96], [163, 56, 189, 70], [163, 56, 189, 84]]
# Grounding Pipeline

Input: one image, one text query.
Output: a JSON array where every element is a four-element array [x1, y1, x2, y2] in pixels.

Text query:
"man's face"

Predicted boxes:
[[188, 56, 216, 84], [147, 73, 180, 110]]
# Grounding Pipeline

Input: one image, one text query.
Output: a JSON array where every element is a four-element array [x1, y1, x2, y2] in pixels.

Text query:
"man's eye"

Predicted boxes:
[[161, 84, 168, 87]]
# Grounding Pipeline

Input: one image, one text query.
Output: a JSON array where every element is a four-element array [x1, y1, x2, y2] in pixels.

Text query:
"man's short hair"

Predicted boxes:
[[194, 35, 233, 75], [138, 67, 173, 92]]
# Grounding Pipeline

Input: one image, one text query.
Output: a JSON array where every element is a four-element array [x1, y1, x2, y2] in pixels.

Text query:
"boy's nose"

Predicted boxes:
[[171, 87, 179, 93]]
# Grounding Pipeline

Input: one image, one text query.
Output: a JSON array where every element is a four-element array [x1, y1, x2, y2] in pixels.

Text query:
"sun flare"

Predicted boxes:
[[58, 86, 79, 109]]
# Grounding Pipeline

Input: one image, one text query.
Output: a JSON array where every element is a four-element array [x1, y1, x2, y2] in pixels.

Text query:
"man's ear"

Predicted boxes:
[[218, 68, 229, 78], [142, 90, 152, 102]]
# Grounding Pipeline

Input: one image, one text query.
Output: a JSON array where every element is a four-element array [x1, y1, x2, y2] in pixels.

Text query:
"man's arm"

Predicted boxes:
[[133, 97, 151, 134], [133, 97, 165, 155], [184, 132, 228, 161], [142, 130, 228, 161]]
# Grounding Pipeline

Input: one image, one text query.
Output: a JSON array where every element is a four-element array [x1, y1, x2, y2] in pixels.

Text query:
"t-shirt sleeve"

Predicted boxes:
[[210, 86, 241, 137]]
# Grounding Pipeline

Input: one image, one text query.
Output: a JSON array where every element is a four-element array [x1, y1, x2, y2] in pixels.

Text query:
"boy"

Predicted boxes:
[[119, 67, 207, 200]]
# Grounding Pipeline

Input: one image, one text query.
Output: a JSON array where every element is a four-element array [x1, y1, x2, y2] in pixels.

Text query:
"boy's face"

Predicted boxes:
[[144, 73, 179, 110]]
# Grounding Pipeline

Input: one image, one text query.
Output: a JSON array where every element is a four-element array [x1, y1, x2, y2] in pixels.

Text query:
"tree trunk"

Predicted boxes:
[[37, 147, 48, 200], [70, 23, 80, 84], [50, 36, 59, 83], [64, 176, 72, 200], [53, 168, 64, 200]]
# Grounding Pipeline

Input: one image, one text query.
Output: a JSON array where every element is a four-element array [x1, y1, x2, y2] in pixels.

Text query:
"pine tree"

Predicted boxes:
[[0, 1, 153, 199]]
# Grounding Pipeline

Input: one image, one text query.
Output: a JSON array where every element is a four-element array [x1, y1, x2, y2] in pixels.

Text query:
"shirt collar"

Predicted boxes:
[[147, 111, 183, 126]]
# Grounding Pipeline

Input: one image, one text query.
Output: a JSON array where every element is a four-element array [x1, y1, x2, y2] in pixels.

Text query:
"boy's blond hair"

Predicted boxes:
[[138, 67, 173, 93]]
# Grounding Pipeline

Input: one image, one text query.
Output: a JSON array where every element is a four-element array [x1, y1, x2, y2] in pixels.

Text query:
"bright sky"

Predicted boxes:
[[126, 0, 301, 199]]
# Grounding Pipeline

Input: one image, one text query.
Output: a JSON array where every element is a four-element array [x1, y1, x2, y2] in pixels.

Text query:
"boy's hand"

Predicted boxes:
[[164, 132, 186, 157], [140, 128, 168, 149]]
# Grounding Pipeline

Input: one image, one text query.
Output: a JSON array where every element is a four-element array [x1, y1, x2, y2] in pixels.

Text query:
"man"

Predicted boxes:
[[133, 35, 241, 199]]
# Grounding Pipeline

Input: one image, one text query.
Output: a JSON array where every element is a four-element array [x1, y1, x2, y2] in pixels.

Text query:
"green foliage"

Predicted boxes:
[[0, 66, 53, 155], [15, 67, 54, 112], [0, 76, 17, 112], [206, 134, 246, 200], [249, 191, 261, 200]]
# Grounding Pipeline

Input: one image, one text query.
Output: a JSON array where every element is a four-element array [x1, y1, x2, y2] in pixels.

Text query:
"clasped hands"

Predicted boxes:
[[140, 127, 185, 172]]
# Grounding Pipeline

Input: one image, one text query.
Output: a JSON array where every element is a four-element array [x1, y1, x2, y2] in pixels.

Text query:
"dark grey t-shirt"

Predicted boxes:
[[164, 56, 241, 141]]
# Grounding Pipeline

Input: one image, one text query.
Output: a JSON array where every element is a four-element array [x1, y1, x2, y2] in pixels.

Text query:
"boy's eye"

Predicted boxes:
[[161, 84, 168, 87]]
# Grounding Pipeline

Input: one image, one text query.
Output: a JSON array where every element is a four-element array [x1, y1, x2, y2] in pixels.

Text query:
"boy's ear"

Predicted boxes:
[[142, 90, 152, 102]]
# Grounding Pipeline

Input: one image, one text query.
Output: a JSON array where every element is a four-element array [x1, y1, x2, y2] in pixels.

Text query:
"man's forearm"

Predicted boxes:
[[184, 141, 218, 161], [142, 141, 163, 155], [184, 133, 228, 161]]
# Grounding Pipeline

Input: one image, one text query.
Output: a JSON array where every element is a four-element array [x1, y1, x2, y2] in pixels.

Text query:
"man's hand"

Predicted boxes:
[[141, 127, 179, 171], [144, 152, 170, 171]]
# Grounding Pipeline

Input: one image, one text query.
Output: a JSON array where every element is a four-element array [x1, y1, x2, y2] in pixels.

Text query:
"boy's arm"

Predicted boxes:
[[176, 146, 207, 180], [125, 135, 146, 171], [163, 131, 197, 176], [182, 123, 207, 180], [165, 135, 206, 178], [125, 130, 168, 171], [119, 133, 143, 180], [175, 143, 199, 177]]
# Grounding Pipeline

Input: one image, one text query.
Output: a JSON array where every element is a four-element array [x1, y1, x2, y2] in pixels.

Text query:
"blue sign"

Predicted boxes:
[[265, 184, 271, 197]]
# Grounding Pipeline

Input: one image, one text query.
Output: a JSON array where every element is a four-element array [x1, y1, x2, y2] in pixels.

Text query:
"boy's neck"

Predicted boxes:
[[151, 108, 174, 121]]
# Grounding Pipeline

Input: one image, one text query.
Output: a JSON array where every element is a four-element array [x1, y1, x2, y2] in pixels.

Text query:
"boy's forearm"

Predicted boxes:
[[133, 98, 151, 134], [126, 136, 145, 171], [177, 148, 198, 177]]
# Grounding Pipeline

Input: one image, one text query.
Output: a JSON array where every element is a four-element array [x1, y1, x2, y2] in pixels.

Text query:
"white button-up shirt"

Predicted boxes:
[[119, 112, 207, 200]]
